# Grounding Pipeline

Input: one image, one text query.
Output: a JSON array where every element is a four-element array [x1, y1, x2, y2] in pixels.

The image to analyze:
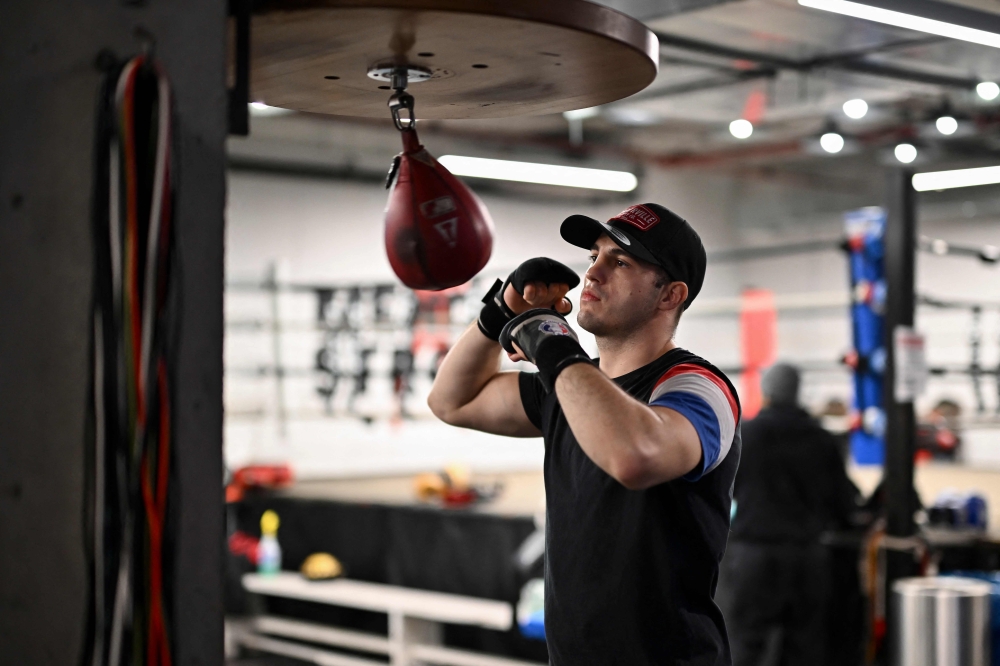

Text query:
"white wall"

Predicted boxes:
[[225, 166, 1000, 477], [226, 167, 742, 282]]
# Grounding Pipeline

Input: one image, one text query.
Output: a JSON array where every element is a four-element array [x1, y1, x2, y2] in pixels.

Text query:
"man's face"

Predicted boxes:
[[576, 234, 666, 338]]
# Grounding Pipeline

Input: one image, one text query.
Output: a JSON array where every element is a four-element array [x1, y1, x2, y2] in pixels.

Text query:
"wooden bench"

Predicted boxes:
[[238, 572, 544, 666]]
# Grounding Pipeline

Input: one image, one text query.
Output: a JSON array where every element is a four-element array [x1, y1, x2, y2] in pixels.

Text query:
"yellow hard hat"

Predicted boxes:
[[301, 553, 344, 581]]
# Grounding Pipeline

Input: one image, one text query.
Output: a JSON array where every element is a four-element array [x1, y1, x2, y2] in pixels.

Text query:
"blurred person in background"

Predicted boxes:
[[719, 363, 858, 666], [817, 397, 851, 463], [916, 398, 962, 461]]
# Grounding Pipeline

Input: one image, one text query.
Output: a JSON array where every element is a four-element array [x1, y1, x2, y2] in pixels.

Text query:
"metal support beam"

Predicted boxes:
[[883, 168, 918, 539], [228, 0, 251, 135], [882, 168, 920, 663]]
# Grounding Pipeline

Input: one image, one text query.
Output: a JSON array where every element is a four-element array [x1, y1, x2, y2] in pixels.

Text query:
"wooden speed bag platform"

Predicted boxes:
[[250, 0, 660, 119]]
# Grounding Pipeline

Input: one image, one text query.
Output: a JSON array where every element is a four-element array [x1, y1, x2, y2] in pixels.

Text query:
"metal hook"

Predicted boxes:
[[387, 66, 417, 132], [133, 25, 156, 60], [388, 90, 416, 132]]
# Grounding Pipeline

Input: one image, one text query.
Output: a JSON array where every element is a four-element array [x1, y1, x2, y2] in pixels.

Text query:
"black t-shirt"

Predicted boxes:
[[731, 405, 858, 544], [519, 348, 742, 666]]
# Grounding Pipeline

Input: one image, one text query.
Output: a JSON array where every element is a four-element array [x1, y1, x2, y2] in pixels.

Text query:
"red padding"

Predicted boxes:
[[740, 288, 776, 418]]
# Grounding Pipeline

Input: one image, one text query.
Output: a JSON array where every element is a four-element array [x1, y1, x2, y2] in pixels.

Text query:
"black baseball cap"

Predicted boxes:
[[560, 203, 707, 308]]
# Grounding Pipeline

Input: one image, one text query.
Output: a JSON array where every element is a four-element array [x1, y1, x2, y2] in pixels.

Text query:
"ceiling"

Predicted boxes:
[[234, 0, 1000, 180]]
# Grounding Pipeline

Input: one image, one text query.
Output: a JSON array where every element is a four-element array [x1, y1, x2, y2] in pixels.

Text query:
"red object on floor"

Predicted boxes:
[[226, 464, 294, 502], [740, 288, 777, 419], [442, 488, 479, 507], [384, 128, 494, 290], [228, 530, 260, 565]]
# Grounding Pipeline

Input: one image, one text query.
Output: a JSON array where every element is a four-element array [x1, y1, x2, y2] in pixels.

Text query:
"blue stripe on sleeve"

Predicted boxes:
[[650, 391, 722, 482]]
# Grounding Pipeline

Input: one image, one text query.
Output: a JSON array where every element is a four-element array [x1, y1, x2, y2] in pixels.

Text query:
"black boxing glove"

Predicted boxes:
[[500, 309, 593, 391], [477, 258, 581, 341]]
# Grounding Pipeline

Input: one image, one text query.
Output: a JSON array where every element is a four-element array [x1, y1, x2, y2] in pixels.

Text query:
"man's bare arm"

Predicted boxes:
[[554, 363, 703, 489], [427, 322, 539, 437], [428, 280, 573, 437]]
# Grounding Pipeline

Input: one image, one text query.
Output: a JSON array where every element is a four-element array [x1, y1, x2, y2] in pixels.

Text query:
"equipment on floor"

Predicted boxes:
[[300, 552, 345, 581], [892, 577, 993, 666], [928, 491, 989, 531], [226, 464, 294, 503], [258, 510, 283, 575], [413, 464, 502, 507], [516, 578, 546, 641]]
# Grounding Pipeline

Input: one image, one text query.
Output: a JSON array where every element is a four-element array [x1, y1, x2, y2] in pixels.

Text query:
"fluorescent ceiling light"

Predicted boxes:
[[605, 108, 661, 126], [895, 143, 918, 163], [935, 116, 958, 135], [729, 119, 753, 139], [913, 164, 1000, 191], [438, 155, 638, 192], [843, 99, 868, 119], [563, 107, 601, 121], [798, 0, 1000, 49], [977, 81, 1000, 100], [249, 102, 293, 117], [820, 132, 845, 153]]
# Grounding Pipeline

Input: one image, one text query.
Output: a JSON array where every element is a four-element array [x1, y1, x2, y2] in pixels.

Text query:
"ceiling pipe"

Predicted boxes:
[[619, 34, 951, 104], [418, 111, 1000, 171], [238, 103, 1000, 181], [625, 68, 778, 102], [653, 31, 977, 89]]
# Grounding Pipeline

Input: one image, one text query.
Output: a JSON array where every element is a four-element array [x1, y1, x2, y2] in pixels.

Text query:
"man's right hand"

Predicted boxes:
[[478, 258, 580, 340]]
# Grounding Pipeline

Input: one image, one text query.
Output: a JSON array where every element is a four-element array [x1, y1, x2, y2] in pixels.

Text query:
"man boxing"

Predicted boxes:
[[428, 203, 741, 665]]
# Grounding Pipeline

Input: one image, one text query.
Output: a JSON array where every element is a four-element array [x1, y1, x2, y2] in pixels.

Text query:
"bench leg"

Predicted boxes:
[[389, 612, 442, 666]]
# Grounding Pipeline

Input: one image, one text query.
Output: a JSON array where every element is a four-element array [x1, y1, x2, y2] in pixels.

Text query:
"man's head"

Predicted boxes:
[[559, 203, 706, 339], [761, 363, 801, 407]]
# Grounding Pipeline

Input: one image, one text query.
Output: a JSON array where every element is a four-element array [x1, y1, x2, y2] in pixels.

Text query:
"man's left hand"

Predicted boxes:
[[500, 309, 593, 391]]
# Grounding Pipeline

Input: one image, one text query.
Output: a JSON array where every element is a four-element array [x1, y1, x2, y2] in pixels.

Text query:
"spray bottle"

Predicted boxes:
[[258, 510, 282, 575]]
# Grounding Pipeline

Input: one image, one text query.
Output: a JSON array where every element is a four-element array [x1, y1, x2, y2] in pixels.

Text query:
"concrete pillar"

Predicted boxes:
[[0, 1, 227, 663]]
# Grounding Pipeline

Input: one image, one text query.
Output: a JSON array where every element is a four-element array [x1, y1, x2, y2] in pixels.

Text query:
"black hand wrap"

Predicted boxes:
[[476, 278, 511, 341], [476, 258, 581, 341], [500, 309, 593, 391]]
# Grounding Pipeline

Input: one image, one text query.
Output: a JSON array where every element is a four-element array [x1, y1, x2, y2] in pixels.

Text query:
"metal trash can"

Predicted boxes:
[[893, 576, 993, 666]]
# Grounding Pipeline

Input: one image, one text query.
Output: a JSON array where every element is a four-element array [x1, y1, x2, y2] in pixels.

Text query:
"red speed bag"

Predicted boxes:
[[384, 129, 494, 290]]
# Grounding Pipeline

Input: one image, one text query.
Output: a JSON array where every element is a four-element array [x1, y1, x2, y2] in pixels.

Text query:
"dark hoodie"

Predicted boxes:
[[731, 405, 858, 543]]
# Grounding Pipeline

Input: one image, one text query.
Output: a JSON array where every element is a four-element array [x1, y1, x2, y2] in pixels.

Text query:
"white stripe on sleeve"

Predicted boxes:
[[650, 374, 736, 472]]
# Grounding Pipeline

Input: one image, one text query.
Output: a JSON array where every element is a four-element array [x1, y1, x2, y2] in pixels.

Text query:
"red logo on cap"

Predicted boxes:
[[611, 205, 659, 231]]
